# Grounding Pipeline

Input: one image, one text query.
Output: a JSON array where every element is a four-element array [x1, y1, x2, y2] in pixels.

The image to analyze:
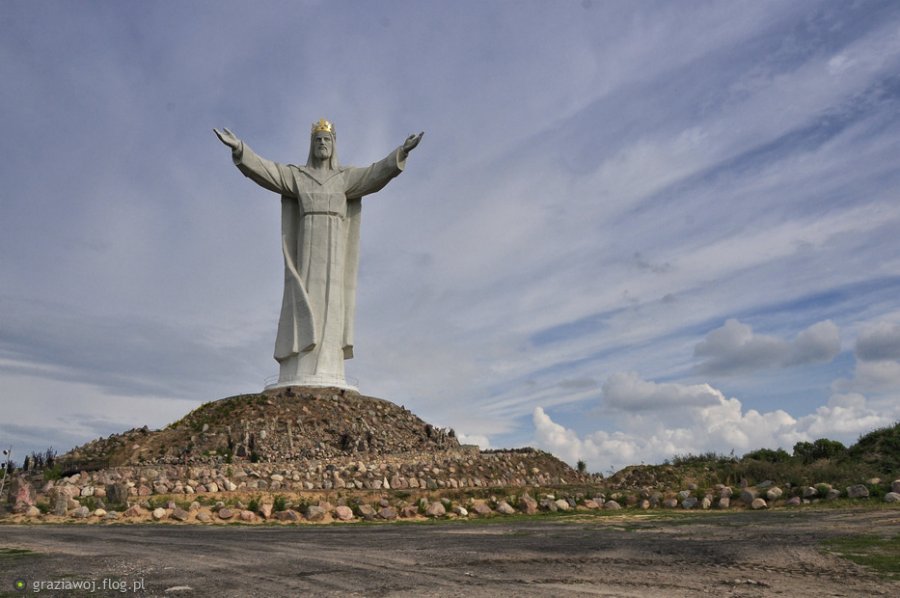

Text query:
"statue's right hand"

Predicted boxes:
[[214, 127, 241, 150]]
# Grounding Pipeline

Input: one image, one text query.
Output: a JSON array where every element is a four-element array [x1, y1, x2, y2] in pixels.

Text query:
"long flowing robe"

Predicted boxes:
[[233, 142, 406, 385]]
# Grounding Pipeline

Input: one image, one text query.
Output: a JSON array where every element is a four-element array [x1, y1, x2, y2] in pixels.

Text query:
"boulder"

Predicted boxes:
[[518, 494, 539, 515], [496, 501, 516, 515], [275, 509, 300, 522], [883, 492, 900, 503], [305, 505, 327, 521], [60, 484, 81, 498], [740, 488, 758, 505], [681, 497, 698, 509], [8, 476, 36, 513], [152, 507, 167, 521], [377, 506, 397, 520], [172, 508, 190, 522], [701, 496, 712, 510], [217, 507, 235, 520], [52, 491, 69, 516], [453, 506, 468, 517], [72, 506, 90, 519], [258, 503, 273, 519], [425, 502, 446, 518], [123, 504, 146, 518], [196, 511, 212, 523], [893, 480, 900, 494], [240, 510, 255, 522], [357, 505, 377, 520], [553, 499, 571, 512], [105, 483, 129, 507], [846, 484, 869, 499], [604, 500, 621, 510], [786, 496, 802, 506], [582, 499, 601, 510], [663, 498, 679, 509], [717, 497, 730, 509], [471, 503, 494, 517], [766, 487, 783, 501], [751, 498, 767, 510], [335, 505, 354, 521], [25, 506, 42, 518]]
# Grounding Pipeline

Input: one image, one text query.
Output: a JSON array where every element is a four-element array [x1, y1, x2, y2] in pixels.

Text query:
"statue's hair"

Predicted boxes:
[[306, 130, 339, 169]]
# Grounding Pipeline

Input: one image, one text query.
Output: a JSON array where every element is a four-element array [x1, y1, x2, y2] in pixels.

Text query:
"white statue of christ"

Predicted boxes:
[[215, 120, 423, 389]]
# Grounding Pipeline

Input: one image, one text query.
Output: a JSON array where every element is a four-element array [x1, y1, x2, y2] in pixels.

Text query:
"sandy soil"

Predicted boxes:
[[1, 507, 897, 597]]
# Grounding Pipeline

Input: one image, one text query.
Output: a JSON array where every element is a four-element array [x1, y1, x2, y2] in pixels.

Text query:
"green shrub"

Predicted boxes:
[[793, 439, 847, 464], [43, 465, 62, 481], [742, 448, 791, 463]]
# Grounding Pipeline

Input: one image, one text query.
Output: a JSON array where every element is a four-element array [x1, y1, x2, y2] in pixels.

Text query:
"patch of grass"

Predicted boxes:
[[0, 547, 40, 560], [822, 534, 900, 579]]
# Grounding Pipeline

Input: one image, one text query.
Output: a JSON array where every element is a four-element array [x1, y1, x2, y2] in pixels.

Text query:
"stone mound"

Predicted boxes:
[[61, 387, 460, 468]]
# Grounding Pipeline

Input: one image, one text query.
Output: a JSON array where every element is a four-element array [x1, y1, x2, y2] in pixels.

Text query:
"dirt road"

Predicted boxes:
[[1, 508, 897, 597]]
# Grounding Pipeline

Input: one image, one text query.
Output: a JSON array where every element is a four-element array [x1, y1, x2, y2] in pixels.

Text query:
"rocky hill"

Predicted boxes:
[[60, 387, 460, 468]]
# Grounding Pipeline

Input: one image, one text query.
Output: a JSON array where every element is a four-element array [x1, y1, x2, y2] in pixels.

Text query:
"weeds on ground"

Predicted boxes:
[[821, 534, 900, 580]]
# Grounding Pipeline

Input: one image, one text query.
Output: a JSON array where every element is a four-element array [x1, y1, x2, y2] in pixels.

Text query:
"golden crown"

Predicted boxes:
[[311, 118, 334, 135]]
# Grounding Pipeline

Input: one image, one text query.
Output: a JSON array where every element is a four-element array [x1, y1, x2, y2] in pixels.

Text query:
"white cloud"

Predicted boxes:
[[533, 372, 897, 472], [796, 393, 894, 438], [694, 319, 840, 375]]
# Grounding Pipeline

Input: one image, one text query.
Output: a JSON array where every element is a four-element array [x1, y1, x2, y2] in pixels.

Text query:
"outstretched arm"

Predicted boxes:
[[344, 132, 424, 199], [215, 127, 294, 196]]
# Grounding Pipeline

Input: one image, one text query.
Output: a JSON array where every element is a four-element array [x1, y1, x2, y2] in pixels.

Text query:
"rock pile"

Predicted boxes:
[[29, 447, 578, 501], [60, 388, 460, 468]]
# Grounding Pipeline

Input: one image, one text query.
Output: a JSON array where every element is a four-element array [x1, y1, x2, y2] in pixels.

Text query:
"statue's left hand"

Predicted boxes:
[[402, 132, 424, 154]]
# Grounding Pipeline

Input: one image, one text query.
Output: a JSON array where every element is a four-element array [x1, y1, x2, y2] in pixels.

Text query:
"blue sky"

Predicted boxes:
[[2, 1, 900, 471]]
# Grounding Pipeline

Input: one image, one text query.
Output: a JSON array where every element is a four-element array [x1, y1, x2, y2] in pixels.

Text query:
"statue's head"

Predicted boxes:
[[307, 118, 338, 169]]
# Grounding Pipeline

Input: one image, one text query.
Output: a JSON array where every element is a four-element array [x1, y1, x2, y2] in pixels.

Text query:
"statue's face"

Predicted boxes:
[[313, 132, 334, 160]]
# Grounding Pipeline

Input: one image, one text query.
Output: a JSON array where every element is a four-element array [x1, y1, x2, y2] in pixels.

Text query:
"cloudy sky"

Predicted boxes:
[[2, 1, 900, 472]]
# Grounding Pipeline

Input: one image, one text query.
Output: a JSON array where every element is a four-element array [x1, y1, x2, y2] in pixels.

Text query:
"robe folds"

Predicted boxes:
[[233, 143, 405, 383]]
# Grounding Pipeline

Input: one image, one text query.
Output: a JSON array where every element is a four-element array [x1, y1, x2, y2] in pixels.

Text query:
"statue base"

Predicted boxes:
[[264, 373, 358, 392]]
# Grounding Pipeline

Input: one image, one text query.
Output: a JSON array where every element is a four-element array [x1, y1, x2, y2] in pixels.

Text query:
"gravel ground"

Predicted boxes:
[[1, 508, 897, 597]]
